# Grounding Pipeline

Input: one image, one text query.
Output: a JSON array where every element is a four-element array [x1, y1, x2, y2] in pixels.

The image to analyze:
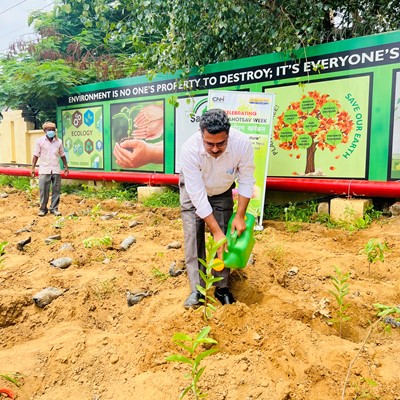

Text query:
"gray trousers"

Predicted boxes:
[[39, 173, 61, 212], [179, 173, 234, 292]]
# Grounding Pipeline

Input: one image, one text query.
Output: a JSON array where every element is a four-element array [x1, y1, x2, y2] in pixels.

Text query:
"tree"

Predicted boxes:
[[273, 91, 354, 176], [0, 0, 399, 124]]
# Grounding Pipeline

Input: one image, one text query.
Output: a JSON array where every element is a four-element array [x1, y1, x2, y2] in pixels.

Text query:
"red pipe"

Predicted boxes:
[[1, 167, 399, 198], [265, 178, 400, 198]]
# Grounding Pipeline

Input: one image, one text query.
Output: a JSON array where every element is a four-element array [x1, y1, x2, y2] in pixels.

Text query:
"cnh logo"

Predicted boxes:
[[212, 96, 224, 103]]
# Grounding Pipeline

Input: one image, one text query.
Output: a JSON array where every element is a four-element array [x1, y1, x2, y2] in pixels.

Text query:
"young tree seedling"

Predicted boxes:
[[166, 326, 218, 400], [197, 235, 225, 321], [329, 265, 351, 337], [360, 239, 389, 273]]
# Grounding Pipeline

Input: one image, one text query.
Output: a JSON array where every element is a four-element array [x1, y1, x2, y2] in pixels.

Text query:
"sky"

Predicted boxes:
[[0, 0, 54, 54]]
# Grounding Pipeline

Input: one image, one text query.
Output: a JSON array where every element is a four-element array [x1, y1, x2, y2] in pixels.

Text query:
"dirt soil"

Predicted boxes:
[[1, 188, 400, 400]]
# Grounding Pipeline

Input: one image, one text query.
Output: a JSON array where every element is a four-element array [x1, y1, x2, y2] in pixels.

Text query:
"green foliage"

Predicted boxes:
[[329, 266, 351, 337], [0, 176, 30, 191], [62, 182, 138, 201], [281, 201, 318, 232], [141, 188, 180, 208], [89, 203, 102, 220], [374, 303, 400, 334], [89, 277, 117, 300], [52, 217, 65, 229], [83, 235, 112, 249], [373, 303, 400, 318], [197, 236, 225, 321], [2, 0, 399, 122], [0, 241, 8, 270], [264, 201, 318, 223], [334, 205, 383, 232], [0, 373, 22, 387], [0, 58, 89, 123], [151, 267, 169, 282], [166, 326, 218, 399], [264, 201, 384, 233], [360, 239, 389, 272], [263, 203, 287, 220], [83, 235, 112, 259], [352, 376, 379, 400]]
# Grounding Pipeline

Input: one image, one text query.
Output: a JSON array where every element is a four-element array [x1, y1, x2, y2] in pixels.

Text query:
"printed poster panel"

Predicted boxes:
[[111, 100, 165, 172], [62, 107, 104, 169], [267, 75, 371, 178], [390, 70, 400, 179], [208, 90, 275, 225], [174, 95, 208, 173]]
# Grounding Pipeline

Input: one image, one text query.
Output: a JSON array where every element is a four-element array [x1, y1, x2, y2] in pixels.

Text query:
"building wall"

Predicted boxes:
[[0, 110, 42, 165]]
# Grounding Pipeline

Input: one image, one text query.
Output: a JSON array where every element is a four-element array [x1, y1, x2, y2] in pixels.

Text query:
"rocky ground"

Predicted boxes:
[[0, 187, 400, 400]]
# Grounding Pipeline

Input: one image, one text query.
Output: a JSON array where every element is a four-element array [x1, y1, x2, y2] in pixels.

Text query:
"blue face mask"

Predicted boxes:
[[46, 131, 56, 138]]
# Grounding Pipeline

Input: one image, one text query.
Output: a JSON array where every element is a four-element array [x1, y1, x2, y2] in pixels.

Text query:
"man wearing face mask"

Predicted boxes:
[[179, 108, 255, 309], [31, 121, 69, 217]]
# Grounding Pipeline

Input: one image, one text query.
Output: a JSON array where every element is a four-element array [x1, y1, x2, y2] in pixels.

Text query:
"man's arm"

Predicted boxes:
[[61, 156, 69, 176], [31, 155, 38, 177]]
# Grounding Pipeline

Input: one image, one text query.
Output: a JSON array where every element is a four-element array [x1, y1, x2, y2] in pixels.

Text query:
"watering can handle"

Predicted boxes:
[[227, 230, 238, 247]]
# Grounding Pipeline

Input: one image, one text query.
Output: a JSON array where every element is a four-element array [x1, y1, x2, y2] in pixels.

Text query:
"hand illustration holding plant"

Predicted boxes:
[[113, 140, 163, 168], [132, 104, 164, 140]]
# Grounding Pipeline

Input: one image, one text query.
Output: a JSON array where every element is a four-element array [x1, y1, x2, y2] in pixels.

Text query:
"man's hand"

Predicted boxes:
[[30, 168, 35, 178], [213, 231, 227, 259], [64, 167, 69, 176], [231, 213, 246, 236]]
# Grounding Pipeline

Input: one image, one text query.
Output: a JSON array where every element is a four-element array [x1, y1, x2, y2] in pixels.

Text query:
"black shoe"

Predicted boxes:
[[184, 291, 204, 309], [214, 287, 235, 305]]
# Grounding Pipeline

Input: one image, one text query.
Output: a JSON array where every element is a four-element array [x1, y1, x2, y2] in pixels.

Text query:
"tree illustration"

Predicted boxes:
[[273, 91, 354, 175]]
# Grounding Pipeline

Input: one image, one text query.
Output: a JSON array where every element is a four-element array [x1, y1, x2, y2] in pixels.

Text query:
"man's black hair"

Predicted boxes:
[[199, 109, 230, 134]]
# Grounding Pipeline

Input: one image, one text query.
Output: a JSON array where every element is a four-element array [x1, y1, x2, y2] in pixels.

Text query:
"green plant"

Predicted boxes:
[[263, 203, 286, 220], [62, 182, 138, 201], [352, 376, 379, 400], [265, 244, 286, 263], [166, 326, 218, 400], [89, 203, 102, 220], [284, 204, 303, 233], [0, 372, 22, 387], [112, 105, 143, 136], [83, 235, 112, 259], [0, 241, 8, 270], [0, 176, 30, 191], [53, 217, 64, 229], [329, 266, 351, 337], [142, 189, 180, 208], [342, 304, 400, 399], [360, 239, 389, 272], [90, 277, 117, 300], [197, 236, 225, 321], [151, 267, 169, 282]]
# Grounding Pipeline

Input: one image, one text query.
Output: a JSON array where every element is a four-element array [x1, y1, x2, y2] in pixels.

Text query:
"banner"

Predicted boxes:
[[208, 90, 275, 226], [62, 106, 104, 169]]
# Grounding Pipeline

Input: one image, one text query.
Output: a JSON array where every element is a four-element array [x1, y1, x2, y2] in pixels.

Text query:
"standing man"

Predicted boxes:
[[31, 121, 69, 216], [179, 108, 255, 309]]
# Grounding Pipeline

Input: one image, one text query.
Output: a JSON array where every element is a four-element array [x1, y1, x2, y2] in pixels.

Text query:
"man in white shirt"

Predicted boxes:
[[180, 108, 255, 308]]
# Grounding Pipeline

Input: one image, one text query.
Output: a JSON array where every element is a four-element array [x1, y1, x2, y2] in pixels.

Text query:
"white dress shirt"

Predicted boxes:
[[180, 127, 255, 219]]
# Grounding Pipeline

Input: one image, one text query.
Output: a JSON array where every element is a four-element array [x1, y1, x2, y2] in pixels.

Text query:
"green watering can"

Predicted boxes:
[[223, 212, 255, 269]]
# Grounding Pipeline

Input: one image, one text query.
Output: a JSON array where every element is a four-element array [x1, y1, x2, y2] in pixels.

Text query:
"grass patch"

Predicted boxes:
[[141, 188, 180, 208], [62, 182, 138, 201], [0, 175, 30, 191], [264, 201, 318, 223]]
